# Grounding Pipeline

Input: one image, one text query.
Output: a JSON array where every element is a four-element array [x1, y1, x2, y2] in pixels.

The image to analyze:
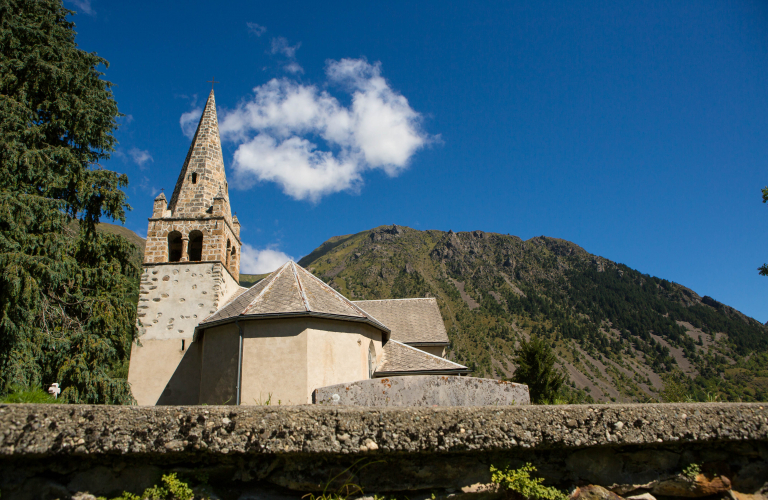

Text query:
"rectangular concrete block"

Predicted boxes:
[[313, 375, 530, 406]]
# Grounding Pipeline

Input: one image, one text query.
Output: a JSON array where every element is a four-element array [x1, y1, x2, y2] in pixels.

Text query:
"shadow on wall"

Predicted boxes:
[[156, 342, 202, 405]]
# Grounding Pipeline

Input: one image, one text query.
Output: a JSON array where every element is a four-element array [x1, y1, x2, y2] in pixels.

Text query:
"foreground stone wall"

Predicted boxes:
[[1, 403, 766, 500]]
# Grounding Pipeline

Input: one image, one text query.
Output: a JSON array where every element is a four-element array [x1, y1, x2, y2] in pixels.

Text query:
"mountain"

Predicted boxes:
[[298, 225, 768, 403]]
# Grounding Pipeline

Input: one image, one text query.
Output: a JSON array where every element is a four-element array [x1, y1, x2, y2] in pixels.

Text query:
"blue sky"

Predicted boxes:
[[67, 0, 767, 322]]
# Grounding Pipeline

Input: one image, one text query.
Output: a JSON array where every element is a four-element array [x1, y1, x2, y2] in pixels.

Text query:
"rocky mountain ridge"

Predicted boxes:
[[298, 225, 768, 402]]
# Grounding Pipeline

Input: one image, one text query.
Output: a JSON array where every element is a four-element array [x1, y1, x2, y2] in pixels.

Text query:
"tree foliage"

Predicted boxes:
[[0, 0, 137, 403], [511, 335, 565, 404]]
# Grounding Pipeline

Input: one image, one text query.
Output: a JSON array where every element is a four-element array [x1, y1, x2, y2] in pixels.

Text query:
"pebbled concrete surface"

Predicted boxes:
[[1, 402, 766, 456], [313, 376, 530, 407], [1, 403, 767, 499]]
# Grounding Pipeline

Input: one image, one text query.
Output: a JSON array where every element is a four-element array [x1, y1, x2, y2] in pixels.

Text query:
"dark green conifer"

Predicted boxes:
[[511, 335, 566, 404], [0, 0, 137, 403]]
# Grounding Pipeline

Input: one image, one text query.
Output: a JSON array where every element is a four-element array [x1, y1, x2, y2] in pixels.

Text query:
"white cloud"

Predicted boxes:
[[269, 37, 303, 74], [247, 22, 266, 36], [270, 37, 300, 58], [283, 61, 304, 75], [138, 176, 159, 197], [68, 0, 94, 15], [129, 148, 153, 169], [240, 244, 292, 274], [219, 58, 430, 202], [180, 107, 203, 139]]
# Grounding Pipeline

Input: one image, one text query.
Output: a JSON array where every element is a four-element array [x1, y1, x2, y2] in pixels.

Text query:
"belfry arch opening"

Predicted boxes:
[[189, 231, 203, 262], [230, 246, 237, 273], [168, 231, 183, 262]]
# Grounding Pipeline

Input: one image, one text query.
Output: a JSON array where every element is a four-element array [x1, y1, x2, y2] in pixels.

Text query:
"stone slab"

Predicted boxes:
[[312, 376, 530, 406]]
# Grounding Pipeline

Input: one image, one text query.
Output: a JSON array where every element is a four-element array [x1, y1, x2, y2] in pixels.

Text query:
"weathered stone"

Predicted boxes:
[[67, 465, 161, 498], [732, 461, 768, 495], [625, 494, 656, 500], [313, 376, 530, 407], [566, 449, 623, 486], [651, 474, 731, 497], [571, 485, 624, 500]]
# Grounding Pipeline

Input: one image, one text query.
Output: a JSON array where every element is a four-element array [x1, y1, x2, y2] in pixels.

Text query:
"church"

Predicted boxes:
[[127, 89, 470, 406]]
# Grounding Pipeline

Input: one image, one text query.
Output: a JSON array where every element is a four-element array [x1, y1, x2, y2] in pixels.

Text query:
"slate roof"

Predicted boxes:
[[198, 262, 389, 334], [375, 340, 469, 375], [353, 298, 449, 345]]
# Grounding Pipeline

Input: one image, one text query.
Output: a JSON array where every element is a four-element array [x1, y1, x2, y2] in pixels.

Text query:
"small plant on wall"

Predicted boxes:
[[490, 463, 567, 500]]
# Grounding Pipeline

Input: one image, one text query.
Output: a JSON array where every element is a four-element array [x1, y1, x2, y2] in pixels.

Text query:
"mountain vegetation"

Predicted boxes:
[[0, 0, 138, 403], [297, 225, 768, 403]]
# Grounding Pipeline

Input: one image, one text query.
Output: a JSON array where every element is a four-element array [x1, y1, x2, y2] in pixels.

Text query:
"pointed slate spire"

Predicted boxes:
[[167, 90, 230, 217]]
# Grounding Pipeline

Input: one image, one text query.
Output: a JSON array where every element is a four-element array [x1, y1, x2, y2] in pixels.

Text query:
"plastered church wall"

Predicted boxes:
[[198, 318, 385, 406], [127, 262, 242, 405]]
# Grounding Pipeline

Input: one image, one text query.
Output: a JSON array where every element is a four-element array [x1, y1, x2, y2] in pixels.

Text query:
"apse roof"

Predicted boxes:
[[198, 261, 389, 334], [375, 340, 469, 375], [353, 298, 450, 345]]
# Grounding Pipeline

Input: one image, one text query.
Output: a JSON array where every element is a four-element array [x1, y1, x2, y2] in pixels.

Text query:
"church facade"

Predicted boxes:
[[127, 90, 469, 406]]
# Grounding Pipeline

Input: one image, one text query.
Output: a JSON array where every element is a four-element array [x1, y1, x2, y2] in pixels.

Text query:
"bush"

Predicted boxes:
[[108, 473, 193, 500], [491, 463, 567, 500]]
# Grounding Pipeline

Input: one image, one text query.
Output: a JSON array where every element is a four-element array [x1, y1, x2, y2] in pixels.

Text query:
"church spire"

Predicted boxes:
[[167, 90, 230, 218]]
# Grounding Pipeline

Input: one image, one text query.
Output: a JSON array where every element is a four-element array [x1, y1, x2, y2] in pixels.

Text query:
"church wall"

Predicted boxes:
[[127, 339, 202, 406], [239, 318, 309, 406], [198, 323, 240, 405], [305, 320, 384, 403], [307, 320, 383, 403], [128, 262, 241, 405]]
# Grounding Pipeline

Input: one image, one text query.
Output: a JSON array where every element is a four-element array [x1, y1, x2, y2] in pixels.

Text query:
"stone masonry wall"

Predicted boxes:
[[143, 217, 241, 278], [137, 262, 241, 341], [1, 403, 766, 500], [167, 91, 230, 218]]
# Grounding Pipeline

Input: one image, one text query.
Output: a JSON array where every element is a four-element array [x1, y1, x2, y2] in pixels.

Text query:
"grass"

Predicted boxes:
[[0, 385, 57, 404]]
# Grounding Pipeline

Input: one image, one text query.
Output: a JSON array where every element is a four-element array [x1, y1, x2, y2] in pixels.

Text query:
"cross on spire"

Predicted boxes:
[[207, 77, 220, 90]]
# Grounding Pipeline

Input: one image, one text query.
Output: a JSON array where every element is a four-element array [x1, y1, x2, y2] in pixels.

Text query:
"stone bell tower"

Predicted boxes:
[[128, 90, 245, 406]]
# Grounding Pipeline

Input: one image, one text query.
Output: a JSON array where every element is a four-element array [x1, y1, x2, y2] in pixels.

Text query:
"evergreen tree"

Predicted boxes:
[[0, 0, 137, 403], [512, 335, 566, 404]]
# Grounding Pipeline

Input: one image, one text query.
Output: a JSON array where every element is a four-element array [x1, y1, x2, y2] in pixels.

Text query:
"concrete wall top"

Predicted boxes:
[[1, 403, 766, 457], [314, 376, 530, 407]]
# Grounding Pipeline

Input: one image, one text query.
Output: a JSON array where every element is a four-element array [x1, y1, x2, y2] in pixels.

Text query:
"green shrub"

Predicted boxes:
[[106, 473, 193, 500], [490, 463, 567, 500], [682, 463, 701, 479]]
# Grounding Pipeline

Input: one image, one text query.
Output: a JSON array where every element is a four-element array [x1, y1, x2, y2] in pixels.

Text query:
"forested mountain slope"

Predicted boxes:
[[298, 225, 768, 402]]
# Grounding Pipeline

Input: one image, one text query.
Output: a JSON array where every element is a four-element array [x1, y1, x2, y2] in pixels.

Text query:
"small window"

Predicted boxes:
[[191, 173, 197, 184], [368, 341, 377, 378]]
